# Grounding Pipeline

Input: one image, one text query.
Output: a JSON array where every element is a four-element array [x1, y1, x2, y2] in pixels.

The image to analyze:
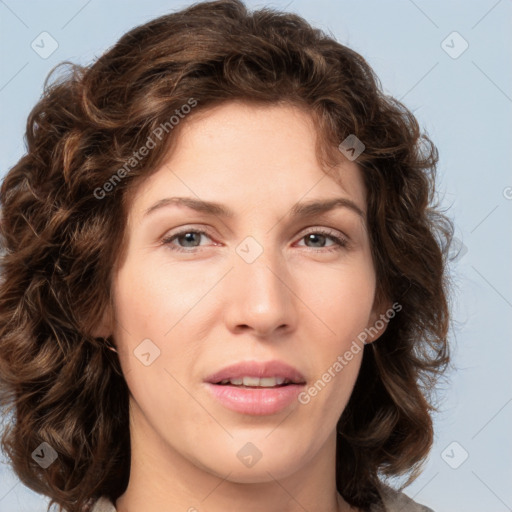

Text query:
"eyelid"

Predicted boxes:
[[160, 225, 218, 249], [299, 225, 348, 240]]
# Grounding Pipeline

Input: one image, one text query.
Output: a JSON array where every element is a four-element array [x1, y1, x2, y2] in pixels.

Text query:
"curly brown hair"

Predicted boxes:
[[0, 1, 454, 511]]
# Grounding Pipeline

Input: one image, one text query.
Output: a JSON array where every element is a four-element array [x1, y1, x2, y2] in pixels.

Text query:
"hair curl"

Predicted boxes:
[[0, 1, 454, 510]]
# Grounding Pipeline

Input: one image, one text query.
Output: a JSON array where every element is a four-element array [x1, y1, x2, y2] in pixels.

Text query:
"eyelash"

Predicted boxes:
[[161, 227, 349, 254]]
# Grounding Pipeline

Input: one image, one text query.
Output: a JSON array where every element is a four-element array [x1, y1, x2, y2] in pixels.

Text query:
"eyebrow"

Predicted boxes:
[[143, 196, 365, 220]]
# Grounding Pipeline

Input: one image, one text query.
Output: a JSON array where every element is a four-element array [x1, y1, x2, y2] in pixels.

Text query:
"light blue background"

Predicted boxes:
[[1, 1, 511, 511]]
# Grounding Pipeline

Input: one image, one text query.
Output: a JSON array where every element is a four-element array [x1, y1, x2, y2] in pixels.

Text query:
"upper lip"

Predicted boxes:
[[204, 360, 307, 384]]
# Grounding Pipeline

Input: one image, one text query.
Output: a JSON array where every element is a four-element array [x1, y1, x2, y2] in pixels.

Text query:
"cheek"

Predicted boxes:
[[304, 255, 376, 338], [111, 256, 209, 386], [298, 254, 375, 409], [112, 256, 193, 338], [112, 267, 155, 334], [111, 262, 194, 424]]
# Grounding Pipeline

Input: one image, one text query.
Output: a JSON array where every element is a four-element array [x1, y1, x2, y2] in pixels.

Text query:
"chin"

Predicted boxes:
[[189, 443, 308, 483]]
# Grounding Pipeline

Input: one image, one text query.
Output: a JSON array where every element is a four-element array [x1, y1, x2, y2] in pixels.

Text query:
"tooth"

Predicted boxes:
[[222, 376, 288, 387], [242, 376, 260, 386], [259, 377, 278, 387]]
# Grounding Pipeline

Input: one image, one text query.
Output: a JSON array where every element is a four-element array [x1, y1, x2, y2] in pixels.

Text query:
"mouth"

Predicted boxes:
[[204, 359, 307, 386], [214, 376, 303, 388], [203, 360, 307, 415]]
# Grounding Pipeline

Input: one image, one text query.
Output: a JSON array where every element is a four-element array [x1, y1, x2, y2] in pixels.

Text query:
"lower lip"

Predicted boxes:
[[204, 383, 305, 415]]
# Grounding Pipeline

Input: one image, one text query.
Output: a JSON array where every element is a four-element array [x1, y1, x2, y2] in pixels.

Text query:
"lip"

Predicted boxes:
[[204, 382, 305, 415], [203, 360, 307, 416], [203, 360, 306, 385]]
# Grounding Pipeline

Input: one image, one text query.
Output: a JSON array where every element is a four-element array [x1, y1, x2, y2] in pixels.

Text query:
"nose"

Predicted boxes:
[[223, 244, 297, 338]]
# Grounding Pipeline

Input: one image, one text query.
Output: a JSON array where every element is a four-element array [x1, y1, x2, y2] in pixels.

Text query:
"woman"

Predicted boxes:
[[0, 1, 453, 511]]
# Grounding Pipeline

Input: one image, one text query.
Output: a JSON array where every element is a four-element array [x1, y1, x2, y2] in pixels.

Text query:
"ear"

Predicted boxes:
[[364, 294, 397, 345]]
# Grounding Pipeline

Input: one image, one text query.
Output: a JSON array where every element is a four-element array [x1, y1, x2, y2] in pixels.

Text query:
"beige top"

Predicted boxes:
[[90, 485, 434, 512]]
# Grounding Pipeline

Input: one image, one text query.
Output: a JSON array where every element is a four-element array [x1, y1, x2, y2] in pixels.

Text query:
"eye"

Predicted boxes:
[[296, 228, 349, 252], [161, 227, 349, 253], [161, 229, 213, 253]]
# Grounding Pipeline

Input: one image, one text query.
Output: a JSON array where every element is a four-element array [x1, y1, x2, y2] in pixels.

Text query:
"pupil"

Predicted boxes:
[[181, 233, 199, 247]]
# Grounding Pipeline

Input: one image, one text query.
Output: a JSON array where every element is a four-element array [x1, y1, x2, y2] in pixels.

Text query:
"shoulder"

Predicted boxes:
[[90, 496, 117, 512], [372, 484, 435, 512]]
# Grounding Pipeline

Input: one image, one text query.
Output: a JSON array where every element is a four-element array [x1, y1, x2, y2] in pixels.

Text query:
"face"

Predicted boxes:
[[106, 101, 388, 484]]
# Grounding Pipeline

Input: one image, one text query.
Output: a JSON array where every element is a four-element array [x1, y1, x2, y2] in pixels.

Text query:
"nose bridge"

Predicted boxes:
[[227, 234, 296, 334]]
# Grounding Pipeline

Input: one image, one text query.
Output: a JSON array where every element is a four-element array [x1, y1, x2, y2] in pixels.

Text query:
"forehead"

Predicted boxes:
[[126, 101, 366, 222]]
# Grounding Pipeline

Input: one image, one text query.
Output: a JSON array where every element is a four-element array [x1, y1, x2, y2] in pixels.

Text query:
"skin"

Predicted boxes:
[[99, 101, 390, 512]]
